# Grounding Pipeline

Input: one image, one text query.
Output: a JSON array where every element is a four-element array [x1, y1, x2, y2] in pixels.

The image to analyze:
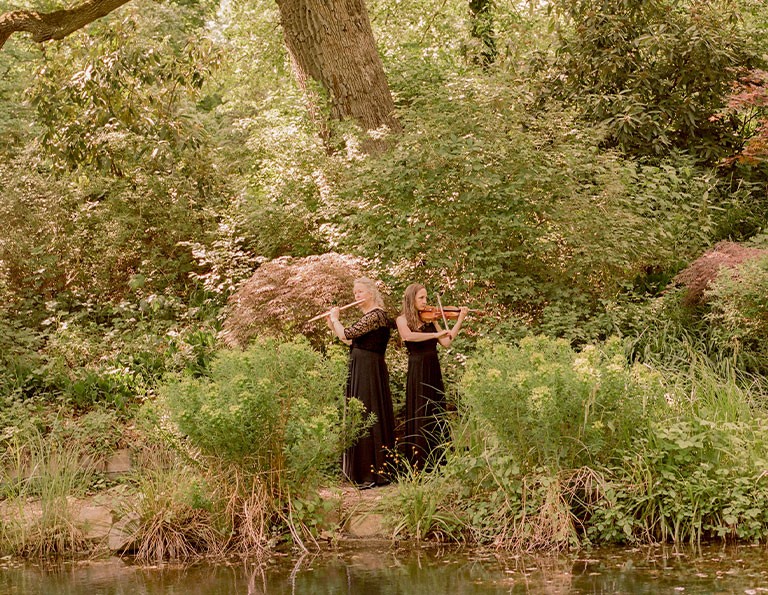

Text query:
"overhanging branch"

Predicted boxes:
[[0, 0, 132, 50]]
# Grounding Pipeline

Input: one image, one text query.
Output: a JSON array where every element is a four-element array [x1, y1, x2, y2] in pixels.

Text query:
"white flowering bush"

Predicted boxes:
[[461, 335, 665, 468]]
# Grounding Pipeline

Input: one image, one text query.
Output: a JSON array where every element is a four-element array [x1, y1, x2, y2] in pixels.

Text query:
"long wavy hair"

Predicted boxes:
[[402, 283, 425, 332], [354, 277, 385, 309]]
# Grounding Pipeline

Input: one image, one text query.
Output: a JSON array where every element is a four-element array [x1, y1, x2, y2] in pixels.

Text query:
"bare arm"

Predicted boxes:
[[396, 315, 449, 343], [436, 307, 468, 347], [327, 308, 352, 345]]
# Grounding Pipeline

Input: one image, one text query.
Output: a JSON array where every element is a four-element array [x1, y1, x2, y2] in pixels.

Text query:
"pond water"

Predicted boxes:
[[1, 544, 768, 594]]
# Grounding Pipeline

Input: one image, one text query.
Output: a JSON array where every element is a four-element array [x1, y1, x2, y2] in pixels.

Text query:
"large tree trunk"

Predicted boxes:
[[0, 0, 130, 50], [276, 0, 402, 139]]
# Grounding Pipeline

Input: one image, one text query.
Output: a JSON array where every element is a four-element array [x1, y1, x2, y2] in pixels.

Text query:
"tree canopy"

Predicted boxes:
[[0, 0, 766, 345]]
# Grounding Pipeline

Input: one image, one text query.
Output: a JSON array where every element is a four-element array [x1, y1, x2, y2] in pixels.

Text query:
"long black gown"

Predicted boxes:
[[402, 322, 446, 470], [342, 308, 394, 486]]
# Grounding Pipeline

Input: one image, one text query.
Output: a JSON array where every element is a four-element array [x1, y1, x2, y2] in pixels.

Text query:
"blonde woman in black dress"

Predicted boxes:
[[396, 284, 467, 470], [327, 278, 394, 489]]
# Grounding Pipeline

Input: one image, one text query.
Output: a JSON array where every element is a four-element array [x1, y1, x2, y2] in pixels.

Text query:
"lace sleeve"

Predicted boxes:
[[344, 309, 390, 340]]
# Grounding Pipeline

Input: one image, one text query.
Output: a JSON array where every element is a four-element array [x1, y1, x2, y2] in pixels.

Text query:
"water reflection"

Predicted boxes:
[[1, 544, 768, 594]]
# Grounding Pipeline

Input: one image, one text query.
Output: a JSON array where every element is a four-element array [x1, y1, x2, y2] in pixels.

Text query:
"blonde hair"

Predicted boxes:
[[354, 277, 385, 309], [402, 283, 425, 332]]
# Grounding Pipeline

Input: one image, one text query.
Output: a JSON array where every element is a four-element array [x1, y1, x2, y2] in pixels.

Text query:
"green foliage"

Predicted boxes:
[[0, 314, 49, 400], [0, 292, 220, 412], [0, 32, 39, 154], [394, 345, 768, 549], [326, 76, 738, 337], [623, 254, 768, 377], [705, 255, 768, 369], [0, 1, 237, 317], [211, 0, 330, 260], [162, 339, 365, 493], [390, 477, 465, 542], [30, 2, 220, 175], [289, 492, 342, 539], [1, 0, 768, 558], [549, 0, 766, 161], [460, 335, 663, 469], [590, 415, 768, 545]]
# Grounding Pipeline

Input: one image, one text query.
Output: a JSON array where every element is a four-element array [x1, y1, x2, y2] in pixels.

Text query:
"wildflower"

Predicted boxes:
[[529, 386, 551, 412], [573, 357, 601, 381]]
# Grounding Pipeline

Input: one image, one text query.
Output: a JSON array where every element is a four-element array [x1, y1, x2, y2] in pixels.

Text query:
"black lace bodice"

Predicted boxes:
[[344, 308, 391, 354]]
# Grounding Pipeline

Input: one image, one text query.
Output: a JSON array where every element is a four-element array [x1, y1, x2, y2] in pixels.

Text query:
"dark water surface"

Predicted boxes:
[[2, 544, 768, 594]]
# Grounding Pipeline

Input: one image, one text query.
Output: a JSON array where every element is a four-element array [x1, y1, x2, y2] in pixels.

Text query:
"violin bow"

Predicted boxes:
[[307, 299, 364, 323], [436, 293, 450, 331]]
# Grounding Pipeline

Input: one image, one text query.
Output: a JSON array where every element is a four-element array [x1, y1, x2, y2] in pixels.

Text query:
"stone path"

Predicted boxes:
[[333, 484, 395, 539]]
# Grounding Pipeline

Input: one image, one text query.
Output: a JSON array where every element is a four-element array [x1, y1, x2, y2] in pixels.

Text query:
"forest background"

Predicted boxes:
[[2, 0, 768, 558]]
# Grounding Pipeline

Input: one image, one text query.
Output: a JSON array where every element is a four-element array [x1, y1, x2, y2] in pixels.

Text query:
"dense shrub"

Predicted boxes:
[[162, 339, 365, 493], [388, 338, 768, 549], [624, 245, 768, 376], [589, 415, 768, 545], [460, 335, 665, 469], [705, 254, 768, 370], [325, 75, 742, 339], [549, 0, 766, 161]]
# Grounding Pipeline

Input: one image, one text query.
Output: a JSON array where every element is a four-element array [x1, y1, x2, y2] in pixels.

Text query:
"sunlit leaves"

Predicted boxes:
[[325, 73, 731, 335], [549, 0, 766, 162], [0, 1, 230, 307], [28, 1, 222, 175]]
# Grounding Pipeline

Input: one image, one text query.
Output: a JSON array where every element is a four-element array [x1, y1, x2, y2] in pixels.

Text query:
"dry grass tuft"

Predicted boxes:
[[129, 463, 226, 563], [224, 472, 274, 557], [134, 507, 223, 563], [220, 252, 374, 348], [673, 241, 767, 306], [14, 513, 89, 558]]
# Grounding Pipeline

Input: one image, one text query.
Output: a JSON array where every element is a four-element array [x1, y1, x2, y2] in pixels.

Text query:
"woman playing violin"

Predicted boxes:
[[396, 284, 468, 470], [327, 278, 395, 489]]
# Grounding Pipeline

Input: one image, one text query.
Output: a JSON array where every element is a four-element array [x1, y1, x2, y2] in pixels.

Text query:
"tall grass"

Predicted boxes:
[[0, 432, 94, 557], [120, 415, 275, 562]]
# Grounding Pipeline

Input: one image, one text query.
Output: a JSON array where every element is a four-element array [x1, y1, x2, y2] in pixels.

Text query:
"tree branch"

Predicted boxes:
[[0, 0, 132, 50]]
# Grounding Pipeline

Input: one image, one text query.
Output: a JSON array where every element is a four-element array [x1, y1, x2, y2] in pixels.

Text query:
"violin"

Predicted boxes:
[[418, 306, 482, 323]]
